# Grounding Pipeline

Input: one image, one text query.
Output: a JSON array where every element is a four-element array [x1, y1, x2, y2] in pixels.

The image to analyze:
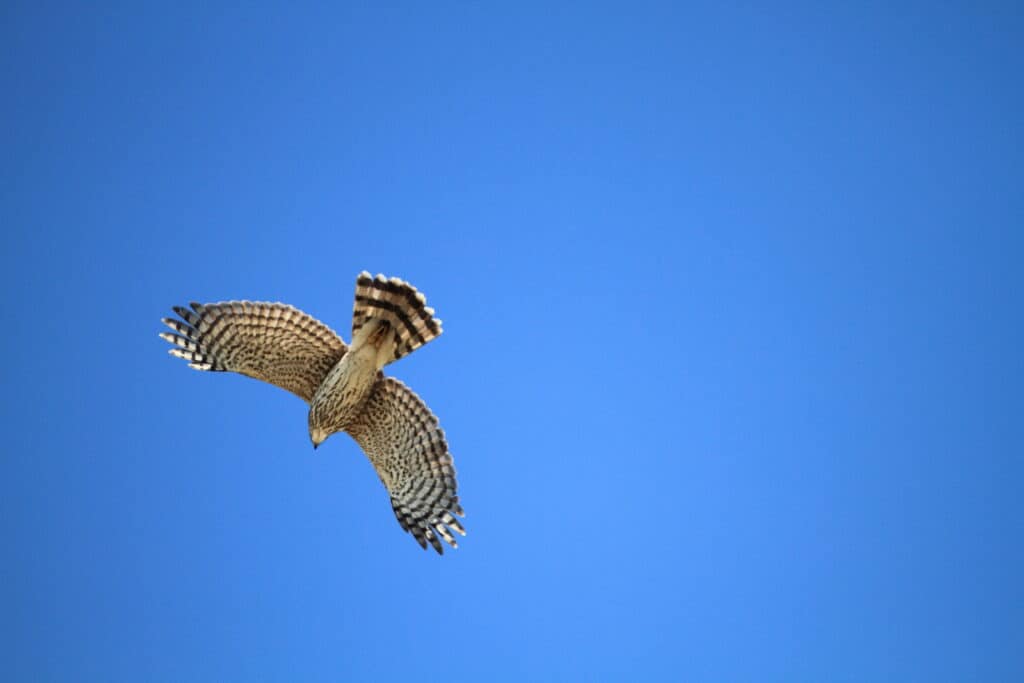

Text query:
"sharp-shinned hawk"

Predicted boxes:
[[159, 272, 465, 554]]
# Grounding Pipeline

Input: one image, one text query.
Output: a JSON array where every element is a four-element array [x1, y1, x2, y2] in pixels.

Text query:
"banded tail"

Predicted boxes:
[[352, 272, 442, 364]]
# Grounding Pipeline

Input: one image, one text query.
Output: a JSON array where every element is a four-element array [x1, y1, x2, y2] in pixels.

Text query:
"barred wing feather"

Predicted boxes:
[[346, 376, 465, 553], [160, 301, 346, 403]]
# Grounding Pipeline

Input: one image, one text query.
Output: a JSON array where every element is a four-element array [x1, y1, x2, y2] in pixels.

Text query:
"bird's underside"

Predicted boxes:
[[159, 272, 465, 554]]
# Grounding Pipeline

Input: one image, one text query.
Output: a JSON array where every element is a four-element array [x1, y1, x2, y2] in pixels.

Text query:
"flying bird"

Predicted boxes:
[[159, 272, 465, 554]]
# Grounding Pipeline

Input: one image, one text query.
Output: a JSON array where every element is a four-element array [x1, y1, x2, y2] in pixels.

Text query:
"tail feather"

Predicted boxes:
[[352, 272, 442, 363]]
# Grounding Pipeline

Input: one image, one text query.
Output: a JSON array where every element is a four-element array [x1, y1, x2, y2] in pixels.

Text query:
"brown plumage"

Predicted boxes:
[[159, 272, 464, 554]]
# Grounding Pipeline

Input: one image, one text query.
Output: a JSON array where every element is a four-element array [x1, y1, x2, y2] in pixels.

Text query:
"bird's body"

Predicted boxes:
[[159, 272, 465, 554], [310, 320, 392, 443]]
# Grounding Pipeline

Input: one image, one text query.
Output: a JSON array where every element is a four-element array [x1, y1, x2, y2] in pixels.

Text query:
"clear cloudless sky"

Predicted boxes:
[[2, 2, 1021, 681]]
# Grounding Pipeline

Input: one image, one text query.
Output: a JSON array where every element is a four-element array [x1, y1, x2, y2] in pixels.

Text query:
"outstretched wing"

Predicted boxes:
[[160, 301, 347, 403], [346, 376, 465, 554]]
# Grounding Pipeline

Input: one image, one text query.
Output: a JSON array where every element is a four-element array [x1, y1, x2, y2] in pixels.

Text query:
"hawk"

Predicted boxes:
[[159, 272, 465, 554]]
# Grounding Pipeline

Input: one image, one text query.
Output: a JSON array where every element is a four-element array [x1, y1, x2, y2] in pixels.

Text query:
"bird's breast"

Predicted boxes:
[[311, 350, 378, 433]]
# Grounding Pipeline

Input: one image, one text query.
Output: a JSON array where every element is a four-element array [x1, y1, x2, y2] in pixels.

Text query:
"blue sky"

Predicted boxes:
[[3, 2, 1021, 681]]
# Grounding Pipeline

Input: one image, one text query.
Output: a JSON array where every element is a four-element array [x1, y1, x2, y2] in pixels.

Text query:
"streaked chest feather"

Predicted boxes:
[[310, 347, 378, 431]]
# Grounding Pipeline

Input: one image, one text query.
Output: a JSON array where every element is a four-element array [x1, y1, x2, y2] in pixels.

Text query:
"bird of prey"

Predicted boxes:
[[159, 272, 465, 554]]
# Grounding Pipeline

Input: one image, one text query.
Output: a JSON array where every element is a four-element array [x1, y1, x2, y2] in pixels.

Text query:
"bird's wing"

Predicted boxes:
[[160, 301, 347, 403], [346, 376, 465, 553]]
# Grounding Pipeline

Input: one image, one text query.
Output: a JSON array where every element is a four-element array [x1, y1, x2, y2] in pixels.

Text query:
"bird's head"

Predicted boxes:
[[308, 407, 330, 450], [310, 428, 328, 450]]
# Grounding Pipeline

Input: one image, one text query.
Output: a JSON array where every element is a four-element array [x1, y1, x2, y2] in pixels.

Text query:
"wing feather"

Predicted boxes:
[[346, 376, 465, 554], [160, 301, 346, 402]]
